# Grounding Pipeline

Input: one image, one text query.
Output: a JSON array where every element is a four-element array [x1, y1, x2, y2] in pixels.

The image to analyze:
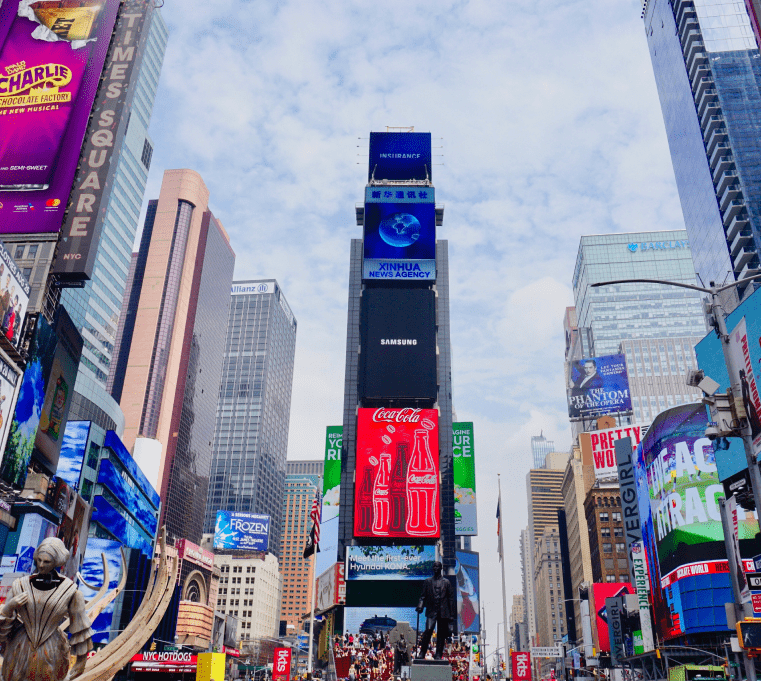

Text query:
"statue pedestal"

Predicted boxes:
[[410, 659, 451, 681]]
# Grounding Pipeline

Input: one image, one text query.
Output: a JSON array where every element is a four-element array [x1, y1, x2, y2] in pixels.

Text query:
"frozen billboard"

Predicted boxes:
[[0, 0, 119, 234], [354, 408, 440, 539], [453, 422, 477, 535], [214, 511, 270, 552], [566, 354, 632, 420]]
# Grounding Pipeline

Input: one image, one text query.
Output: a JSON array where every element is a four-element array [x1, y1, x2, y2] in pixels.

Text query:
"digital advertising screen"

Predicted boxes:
[[0, 353, 20, 459], [591, 583, 633, 652], [346, 545, 435, 580], [579, 423, 645, 481], [453, 422, 477, 536], [368, 131, 432, 182], [57, 420, 90, 489], [363, 187, 435, 281], [214, 511, 270, 551], [343, 607, 419, 636], [354, 408, 440, 539], [455, 550, 479, 633], [633, 403, 736, 639], [566, 354, 632, 420], [79, 537, 123, 643], [0, 0, 120, 234], [316, 426, 342, 578], [0, 241, 30, 349], [359, 288, 437, 401], [97, 458, 158, 537]]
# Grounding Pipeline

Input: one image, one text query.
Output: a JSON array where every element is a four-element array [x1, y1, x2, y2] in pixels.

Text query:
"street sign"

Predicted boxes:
[[753, 594, 761, 615], [530, 647, 562, 658], [747, 573, 761, 590], [754, 555, 761, 572]]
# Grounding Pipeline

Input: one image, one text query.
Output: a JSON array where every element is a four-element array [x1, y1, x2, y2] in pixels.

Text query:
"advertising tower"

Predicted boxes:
[[337, 130, 478, 638]]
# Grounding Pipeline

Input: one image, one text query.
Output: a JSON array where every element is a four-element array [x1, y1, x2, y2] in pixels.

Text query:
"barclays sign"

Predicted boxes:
[[628, 240, 689, 253]]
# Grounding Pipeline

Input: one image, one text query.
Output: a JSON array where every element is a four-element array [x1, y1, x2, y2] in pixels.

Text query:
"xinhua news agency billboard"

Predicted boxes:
[[633, 403, 737, 639], [453, 422, 477, 535], [0, 0, 120, 234], [363, 186, 436, 281], [214, 511, 270, 552], [359, 288, 437, 401], [566, 354, 632, 420], [368, 131, 432, 182], [354, 408, 440, 539]]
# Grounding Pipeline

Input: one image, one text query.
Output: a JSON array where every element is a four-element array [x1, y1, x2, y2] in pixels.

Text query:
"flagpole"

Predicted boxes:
[[307, 474, 321, 678], [498, 475, 509, 679]]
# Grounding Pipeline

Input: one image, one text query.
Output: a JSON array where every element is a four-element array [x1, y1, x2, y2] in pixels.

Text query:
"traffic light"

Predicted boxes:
[[737, 619, 761, 650], [475, 653, 481, 664], [149, 640, 156, 651]]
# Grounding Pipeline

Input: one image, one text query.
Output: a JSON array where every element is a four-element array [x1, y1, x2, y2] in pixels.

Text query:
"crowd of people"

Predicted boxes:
[[333, 633, 472, 681]]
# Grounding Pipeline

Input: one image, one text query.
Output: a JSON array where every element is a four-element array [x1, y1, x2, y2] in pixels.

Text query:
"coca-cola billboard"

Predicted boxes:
[[354, 408, 440, 539], [273, 647, 292, 681]]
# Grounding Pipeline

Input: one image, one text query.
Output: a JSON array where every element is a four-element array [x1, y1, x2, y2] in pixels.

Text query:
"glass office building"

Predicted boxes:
[[643, 0, 761, 306], [203, 280, 298, 557], [531, 433, 555, 469]]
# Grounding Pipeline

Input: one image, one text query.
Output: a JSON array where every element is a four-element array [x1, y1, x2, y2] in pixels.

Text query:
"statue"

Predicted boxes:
[[0, 537, 93, 681], [415, 561, 455, 660]]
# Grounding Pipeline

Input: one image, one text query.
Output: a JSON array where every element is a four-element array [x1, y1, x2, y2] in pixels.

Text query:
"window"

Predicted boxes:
[[601, 527, 611, 538], [612, 512, 622, 522], [616, 542, 626, 553], [614, 527, 623, 537], [606, 575, 616, 583], [599, 512, 609, 522], [14, 246, 24, 259], [28, 245, 37, 258], [603, 543, 613, 554], [141, 138, 153, 169]]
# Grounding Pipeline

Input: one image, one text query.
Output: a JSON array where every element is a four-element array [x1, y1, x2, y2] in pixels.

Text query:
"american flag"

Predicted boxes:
[[496, 494, 503, 562], [303, 488, 321, 558]]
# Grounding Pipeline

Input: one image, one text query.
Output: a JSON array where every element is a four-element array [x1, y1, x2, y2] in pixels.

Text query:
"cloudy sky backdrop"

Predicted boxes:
[[144, 0, 686, 653]]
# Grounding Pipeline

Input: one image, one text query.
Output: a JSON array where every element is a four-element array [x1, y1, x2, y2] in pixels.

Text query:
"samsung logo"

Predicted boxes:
[[381, 339, 418, 345]]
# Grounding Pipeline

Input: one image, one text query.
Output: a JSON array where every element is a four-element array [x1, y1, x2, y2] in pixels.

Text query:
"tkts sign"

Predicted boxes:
[[273, 647, 292, 681], [512, 651, 531, 681], [354, 408, 439, 539]]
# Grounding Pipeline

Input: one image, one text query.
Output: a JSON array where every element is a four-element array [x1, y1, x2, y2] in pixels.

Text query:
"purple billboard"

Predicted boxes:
[[0, 0, 119, 233]]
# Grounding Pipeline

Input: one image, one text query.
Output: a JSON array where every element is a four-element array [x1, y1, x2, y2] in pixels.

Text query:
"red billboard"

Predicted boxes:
[[354, 407, 439, 538], [512, 651, 531, 681], [591, 582, 633, 652], [273, 647, 292, 681]]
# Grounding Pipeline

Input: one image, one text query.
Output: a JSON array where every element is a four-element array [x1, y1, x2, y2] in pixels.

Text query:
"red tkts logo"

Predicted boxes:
[[512, 652, 531, 681], [273, 648, 291, 681], [354, 408, 439, 539]]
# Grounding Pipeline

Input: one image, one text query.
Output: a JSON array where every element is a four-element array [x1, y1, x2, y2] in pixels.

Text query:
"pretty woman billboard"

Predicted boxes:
[[633, 403, 739, 639]]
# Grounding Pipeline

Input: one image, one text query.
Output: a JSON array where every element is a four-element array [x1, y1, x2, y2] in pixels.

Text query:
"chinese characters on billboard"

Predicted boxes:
[[580, 424, 644, 481], [0, 0, 120, 234], [453, 422, 477, 535], [566, 354, 632, 420], [363, 187, 436, 281], [213, 511, 270, 552], [354, 408, 440, 539]]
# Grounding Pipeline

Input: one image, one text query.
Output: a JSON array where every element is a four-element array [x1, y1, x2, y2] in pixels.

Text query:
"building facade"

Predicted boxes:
[[643, 0, 761, 306], [278, 474, 320, 635], [530, 433, 555, 469], [527, 467, 566, 548], [533, 527, 567, 648], [584, 488, 629, 584], [112, 169, 235, 544], [520, 527, 537, 644], [202, 280, 297, 554]]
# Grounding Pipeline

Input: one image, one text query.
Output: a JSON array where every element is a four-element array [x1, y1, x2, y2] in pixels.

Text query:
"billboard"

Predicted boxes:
[[0, 0, 120, 235], [273, 648, 292, 681], [453, 422, 477, 535], [455, 550, 479, 633], [359, 288, 437, 401], [0, 309, 82, 487], [591, 583, 634, 653], [363, 187, 435, 281], [0, 242, 30, 349], [53, 0, 155, 280], [580, 424, 645, 481], [58, 420, 90, 488], [343, 607, 419, 635], [354, 408, 439, 539], [346, 545, 436, 580], [55, 490, 90, 580], [368, 131, 432, 182], [0, 353, 21, 459], [79, 537, 123, 643], [213, 511, 270, 551], [512, 651, 531, 681], [98, 458, 158, 537], [316, 562, 346, 611], [316, 426, 342, 578], [633, 403, 738, 639], [566, 354, 632, 420]]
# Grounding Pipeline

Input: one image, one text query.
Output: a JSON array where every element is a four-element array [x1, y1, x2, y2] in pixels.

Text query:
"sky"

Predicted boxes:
[[144, 0, 687, 657]]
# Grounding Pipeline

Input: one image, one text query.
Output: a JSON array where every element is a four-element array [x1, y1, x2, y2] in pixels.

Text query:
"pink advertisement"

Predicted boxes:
[[0, 0, 119, 233]]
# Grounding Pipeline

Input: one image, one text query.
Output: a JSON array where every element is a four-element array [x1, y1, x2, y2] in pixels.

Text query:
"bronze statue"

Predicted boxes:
[[415, 561, 455, 660], [0, 537, 93, 681]]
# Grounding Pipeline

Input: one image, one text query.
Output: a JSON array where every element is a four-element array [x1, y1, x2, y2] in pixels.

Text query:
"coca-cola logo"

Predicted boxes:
[[408, 474, 436, 485], [372, 408, 421, 423]]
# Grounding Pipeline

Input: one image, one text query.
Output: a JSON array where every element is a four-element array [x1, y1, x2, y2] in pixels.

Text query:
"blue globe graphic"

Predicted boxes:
[[378, 213, 421, 248]]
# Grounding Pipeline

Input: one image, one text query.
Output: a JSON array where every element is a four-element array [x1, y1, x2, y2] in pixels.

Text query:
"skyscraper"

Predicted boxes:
[[643, 0, 761, 305], [112, 169, 235, 544], [202, 280, 297, 555], [530, 433, 555, 469]]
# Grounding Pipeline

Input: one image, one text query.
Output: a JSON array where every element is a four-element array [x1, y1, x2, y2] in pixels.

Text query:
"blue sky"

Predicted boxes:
[[142, 0, 687, 649]]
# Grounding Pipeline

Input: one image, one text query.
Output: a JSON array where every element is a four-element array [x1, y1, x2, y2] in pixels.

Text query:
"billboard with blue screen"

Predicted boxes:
[[455, 550, 480, 633], [214, 511, 270, 551], [368, 132, 432, 182]]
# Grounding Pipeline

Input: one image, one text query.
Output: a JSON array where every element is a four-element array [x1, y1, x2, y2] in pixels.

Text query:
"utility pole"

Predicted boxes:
[[498, 476, 509, 681]]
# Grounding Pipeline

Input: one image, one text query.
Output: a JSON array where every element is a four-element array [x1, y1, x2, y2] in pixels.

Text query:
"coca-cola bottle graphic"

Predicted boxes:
[[372, 451, 391, 535], [389, 442, 408, 533], [406, 429, 438, 536], [357, 465, 374, 533]]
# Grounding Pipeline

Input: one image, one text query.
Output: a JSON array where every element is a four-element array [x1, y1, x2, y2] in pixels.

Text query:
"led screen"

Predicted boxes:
[[213, 511, 270, 551], [591, 583, 633, 653], [455, 550, 479, 634], [316, 426, 342, 578], [566, 354, 632, 420], [354, 408, 439, 539], [359, 288, 436, 401], [58, 420, 90, 488], [368, 131, 432, 182], [343, 607, 419, 635], [0, 240, 30, 349], [97, 458, 158, 536], [346, 545, 435, 580], [453, 423, 477, 535], [0, 0, 120, 234]]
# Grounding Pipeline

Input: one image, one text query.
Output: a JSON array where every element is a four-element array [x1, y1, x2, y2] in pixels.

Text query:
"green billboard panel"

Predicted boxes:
[[453, 422, 477, 535]]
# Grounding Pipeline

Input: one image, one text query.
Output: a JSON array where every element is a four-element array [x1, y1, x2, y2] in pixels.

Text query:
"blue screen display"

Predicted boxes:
[[455, 550, 480, 634], [79, 537, 123, 644], [91, 495, 153, 556], [58, 420, 90, 488], [103, 430, 160, 509], [97, 458, 158, 536], [214, 511, 270, 551], [368, 132, 432, 182]]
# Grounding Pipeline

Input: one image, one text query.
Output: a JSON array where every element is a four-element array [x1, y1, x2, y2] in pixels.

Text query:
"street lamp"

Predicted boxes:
[[590, 273, 761, 514]]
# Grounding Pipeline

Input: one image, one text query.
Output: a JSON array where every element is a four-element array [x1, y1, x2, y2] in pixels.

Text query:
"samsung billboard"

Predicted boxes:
[[360, 288, 436, 401], [368, 131, 432, 182], [214, 511, 270, 551]]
